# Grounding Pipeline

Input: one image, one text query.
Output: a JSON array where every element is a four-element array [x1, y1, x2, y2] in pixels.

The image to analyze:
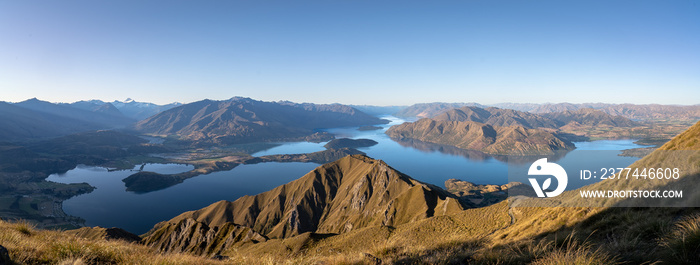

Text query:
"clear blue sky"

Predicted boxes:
[[1, 0, 698, 105]]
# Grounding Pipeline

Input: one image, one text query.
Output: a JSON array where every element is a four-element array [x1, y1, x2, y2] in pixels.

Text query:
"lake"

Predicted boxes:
[[48, 116, 643, 234]]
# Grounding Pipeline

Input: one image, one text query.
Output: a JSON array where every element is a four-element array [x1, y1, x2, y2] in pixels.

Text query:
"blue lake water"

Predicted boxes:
[[48, 116, 644, 234]]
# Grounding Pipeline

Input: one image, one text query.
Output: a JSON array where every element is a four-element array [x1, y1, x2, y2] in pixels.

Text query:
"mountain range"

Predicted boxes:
[[87, 98, 182, 120], [433, 106, 561, 128], [398, 102, 700, 121], [0, 101, 104, 142], [134, 97, 389, 145], [0, 98, 182, 142]]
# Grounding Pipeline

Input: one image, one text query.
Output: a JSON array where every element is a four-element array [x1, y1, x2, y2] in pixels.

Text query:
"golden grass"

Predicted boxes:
[[660, 214, 700, 264], [0, 220, 227, 265]]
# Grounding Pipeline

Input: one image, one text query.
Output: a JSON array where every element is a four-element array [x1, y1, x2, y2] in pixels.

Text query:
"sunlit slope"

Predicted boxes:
[[143, 155, 465, 255]]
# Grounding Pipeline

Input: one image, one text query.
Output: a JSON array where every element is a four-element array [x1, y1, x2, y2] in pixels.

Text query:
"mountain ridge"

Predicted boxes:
[[143, 154, 465, 255]]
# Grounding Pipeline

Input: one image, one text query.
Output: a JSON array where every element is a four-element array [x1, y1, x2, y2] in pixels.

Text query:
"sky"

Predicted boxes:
[[1, 0, 698, 106]]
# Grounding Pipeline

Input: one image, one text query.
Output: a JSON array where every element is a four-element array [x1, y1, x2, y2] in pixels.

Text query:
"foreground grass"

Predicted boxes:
[[3, 207, 700, 264], [0, 220, 226, 265]]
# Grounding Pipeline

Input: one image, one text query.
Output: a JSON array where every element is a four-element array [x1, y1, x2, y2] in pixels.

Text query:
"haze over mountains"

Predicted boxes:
[[0, 98, 179, 142], [397, 102, 700, 121], [86, 98, 182, 121]]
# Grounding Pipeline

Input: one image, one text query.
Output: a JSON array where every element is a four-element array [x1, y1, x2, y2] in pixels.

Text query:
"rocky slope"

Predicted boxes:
[[143, 155, 464, 255], [386, 119, 574, 155], [134, 97, 388, 144]]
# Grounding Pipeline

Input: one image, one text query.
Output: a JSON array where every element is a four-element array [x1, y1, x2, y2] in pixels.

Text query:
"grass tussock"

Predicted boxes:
[[660, 214, 700, 264], [529, 233, 617, 265]]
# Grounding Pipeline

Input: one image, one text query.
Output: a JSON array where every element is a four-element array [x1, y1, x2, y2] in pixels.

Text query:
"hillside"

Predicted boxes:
[[0, 220, 227, 265], [386, 119, 574, 155], [434, 106, 561, 129], [495, 120, 700, 262], [134, 97, 388, 144], [143, 155, 465, 255]]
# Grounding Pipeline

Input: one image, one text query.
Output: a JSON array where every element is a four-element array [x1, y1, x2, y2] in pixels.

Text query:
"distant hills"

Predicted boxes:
[[432, 106, 639, 129], [61, 98, 182, 121], [14, 98, 135, 129], [397, 102, 700, 121], [394, 102, 485, 118], [0, 98, 179, 142], [0, 99, 137, 142], [0, 101, 102, 142], [134, 97, 389, 145], [106, 98, 182, 120], [433, 106, 561, 129], [144, 155, 464, 255], [542, 108, 640, 127]]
